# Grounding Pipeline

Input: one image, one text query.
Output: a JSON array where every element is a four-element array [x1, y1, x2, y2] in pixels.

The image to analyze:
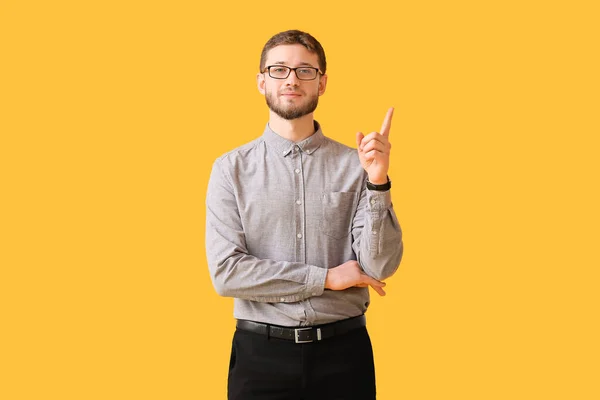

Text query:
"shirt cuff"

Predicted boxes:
[[306, 265, 327, 297], [366, 189, 392, 212]]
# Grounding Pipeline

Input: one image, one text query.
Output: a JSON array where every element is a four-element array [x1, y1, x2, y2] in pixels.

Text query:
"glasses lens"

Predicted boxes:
[[296, 68, 317, 80], [269, 66, 290, 79]]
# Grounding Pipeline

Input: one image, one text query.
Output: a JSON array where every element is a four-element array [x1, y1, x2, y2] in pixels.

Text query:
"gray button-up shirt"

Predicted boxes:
[[206, 121, 403, 326]]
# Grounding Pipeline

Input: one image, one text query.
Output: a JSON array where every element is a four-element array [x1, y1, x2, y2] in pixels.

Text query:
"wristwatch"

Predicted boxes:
[[366, 176, 391, 191]]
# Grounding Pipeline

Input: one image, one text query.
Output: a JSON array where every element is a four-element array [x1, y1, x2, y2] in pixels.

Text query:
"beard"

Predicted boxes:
[[265, 90, 319, 120]]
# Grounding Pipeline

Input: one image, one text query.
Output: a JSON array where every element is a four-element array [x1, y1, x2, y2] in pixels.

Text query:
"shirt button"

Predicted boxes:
[[282, 150, 287, 155], [280, 298, 285, 302], [372, 231, 378, 235], [297, 233, 302, 239], [296, 200, 302, 205], [370, 199, 376, 205], [295, 168, 300, 174]]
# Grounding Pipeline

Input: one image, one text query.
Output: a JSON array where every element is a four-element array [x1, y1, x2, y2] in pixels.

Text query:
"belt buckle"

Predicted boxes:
[[294, 327, 322, 343]]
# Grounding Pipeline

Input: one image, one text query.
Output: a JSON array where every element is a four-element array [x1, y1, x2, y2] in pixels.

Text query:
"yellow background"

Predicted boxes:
[[1, 0, 599, 399]]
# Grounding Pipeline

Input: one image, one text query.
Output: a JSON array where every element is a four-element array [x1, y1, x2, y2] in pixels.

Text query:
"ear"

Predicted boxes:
[[318, 73, 327, 96], [257, 72, 266, 95]]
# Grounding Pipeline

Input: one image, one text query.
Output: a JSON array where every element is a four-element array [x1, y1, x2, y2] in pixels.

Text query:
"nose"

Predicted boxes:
[[284, 70, 300, 86]]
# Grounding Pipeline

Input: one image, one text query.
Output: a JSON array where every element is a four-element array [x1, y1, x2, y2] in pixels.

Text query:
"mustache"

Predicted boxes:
[[280, 90, 303, 95]]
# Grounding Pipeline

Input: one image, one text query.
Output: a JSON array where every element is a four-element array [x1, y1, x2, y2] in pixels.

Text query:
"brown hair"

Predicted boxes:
[[259, 30, 327, 74]]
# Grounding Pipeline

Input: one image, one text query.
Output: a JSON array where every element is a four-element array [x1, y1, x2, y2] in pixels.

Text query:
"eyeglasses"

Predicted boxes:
[[262, 65, 322, 81]]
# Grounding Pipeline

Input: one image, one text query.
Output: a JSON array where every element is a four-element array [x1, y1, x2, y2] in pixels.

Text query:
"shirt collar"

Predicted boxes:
[[262, 120, 325, 157]]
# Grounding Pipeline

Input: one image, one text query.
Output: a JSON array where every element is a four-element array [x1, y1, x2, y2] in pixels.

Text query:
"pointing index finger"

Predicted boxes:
[[380, 107, 394, 136]]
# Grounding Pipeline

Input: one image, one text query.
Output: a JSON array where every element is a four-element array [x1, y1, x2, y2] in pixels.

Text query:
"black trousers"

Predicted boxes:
[[227, 323, 376, 400]]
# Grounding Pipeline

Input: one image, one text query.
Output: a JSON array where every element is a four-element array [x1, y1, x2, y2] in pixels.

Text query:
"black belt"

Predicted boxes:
[[236, 314, 366, 344]]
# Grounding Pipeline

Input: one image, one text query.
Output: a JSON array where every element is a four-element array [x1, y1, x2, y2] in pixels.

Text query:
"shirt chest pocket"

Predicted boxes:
[[319, 191, 358, 239]]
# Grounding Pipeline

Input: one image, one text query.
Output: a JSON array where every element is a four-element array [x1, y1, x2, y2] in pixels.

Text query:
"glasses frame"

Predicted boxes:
[[262, 65, 323, 81]]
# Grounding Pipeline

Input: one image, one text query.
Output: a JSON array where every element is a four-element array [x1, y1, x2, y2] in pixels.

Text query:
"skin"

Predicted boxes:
[[257, 44, 395, 296], [257, 44, 327, 142]]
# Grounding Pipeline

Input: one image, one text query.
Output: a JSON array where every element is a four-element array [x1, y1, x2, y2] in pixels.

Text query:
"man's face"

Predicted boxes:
[[258, 44, 327, 120]]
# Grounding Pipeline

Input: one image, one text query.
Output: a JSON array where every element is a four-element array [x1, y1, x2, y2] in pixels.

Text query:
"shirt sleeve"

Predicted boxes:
[[351, 179, 404, 280], [205, 158, 327, 303]]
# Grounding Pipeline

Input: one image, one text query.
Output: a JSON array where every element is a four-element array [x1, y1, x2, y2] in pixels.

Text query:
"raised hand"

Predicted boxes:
[[356, 107, 394, 184]]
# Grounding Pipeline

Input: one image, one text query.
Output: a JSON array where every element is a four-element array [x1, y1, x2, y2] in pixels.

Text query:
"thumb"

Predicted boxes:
[[356, 132, 364, 150]]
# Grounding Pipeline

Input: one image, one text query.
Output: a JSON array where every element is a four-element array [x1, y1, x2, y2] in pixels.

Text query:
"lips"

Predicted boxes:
[[281, 92, 302, 97]]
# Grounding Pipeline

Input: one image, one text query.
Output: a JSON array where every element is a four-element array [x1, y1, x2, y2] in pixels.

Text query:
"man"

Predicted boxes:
[[206, 30, 403, 400]]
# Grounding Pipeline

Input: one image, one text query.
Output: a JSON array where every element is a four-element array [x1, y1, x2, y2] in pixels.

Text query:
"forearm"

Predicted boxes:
[[352, 189, 403, 280], [208, 249, 327, 302]]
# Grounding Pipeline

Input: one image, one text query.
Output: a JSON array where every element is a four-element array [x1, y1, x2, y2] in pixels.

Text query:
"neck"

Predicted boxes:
[[268, 112, 316, 142]]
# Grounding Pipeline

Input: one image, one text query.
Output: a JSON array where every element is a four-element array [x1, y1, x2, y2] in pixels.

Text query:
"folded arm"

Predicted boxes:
[[205, 159, 327, 303]]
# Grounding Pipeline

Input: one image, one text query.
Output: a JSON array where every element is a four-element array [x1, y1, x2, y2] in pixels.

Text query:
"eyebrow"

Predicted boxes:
[[271, 61, 317, 68]]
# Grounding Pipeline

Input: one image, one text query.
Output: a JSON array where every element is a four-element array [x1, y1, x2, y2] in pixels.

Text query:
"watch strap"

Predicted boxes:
[[366, 176, 391, 191]]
